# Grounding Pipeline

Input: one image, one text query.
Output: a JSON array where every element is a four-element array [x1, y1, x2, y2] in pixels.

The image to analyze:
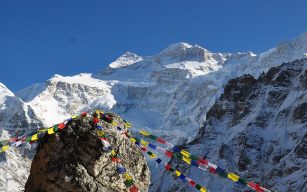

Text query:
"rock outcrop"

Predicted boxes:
[[24, 113, 150, 192]]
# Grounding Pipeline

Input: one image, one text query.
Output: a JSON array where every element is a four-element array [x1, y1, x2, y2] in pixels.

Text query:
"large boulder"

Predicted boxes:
[[24, 112, 150, 192]]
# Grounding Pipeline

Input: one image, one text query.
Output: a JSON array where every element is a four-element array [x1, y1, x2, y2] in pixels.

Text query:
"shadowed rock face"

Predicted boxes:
[[152, 59, 307, 192], [25, 115, 150, 192]]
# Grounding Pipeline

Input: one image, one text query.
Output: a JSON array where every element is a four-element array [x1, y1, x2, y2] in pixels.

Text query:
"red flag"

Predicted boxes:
[[129, 185, 138, 192], [58, 123, 65, 129], [111, 157, 121, 163], [141, 147, 147, 151], [93, 118, 99, 124], [189, 180, 196, 187], [165, 150, 173, 158], [157, 137, 166, 144], [165, 164, 171, 170], [209, 167, 216, 174], [197, 159, 208, 165]]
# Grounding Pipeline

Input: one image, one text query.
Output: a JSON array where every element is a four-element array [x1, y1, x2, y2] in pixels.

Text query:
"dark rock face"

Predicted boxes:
[[158, 59, 307, 192], [25, 115, 150, 192]]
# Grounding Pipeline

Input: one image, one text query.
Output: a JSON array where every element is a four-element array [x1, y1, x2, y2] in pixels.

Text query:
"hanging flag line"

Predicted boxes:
[[110, 125, 209, 192], [139, 143, 209, 192], [0, 110, 138, 192], [0, 110, 274, 192], [0, 121, 68, 153], [92, 110, 138, 192], [137, 130, 272, 192]]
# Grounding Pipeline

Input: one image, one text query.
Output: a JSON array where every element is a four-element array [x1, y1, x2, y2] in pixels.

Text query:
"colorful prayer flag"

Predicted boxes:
[[183, 156, 192, 164], [48, 128, 55, 134], [228, 172, 240, 182], [1, 145, 9, 152], [31, 134, 38, 141], [140, 130, 150, 136], [181, 150, 190, 157]]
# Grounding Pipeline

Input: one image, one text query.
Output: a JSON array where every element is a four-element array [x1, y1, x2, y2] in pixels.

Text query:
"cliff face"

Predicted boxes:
[[151, 59, 307, 192], [24, 113, 150, 192]]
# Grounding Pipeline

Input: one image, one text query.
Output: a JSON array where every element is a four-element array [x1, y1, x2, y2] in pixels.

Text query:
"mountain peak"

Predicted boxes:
[[109, 51, 143, 68]]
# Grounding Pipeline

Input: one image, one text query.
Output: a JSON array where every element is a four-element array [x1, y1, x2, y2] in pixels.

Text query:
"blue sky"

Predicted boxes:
[[0, 0, 306, 91]]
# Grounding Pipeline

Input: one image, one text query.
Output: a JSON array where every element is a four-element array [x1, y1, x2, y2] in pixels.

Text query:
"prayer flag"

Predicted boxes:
[[175, 170, 181, 177], [156, 137, 166, 144], [129, 185, 138, 192], [140, 130, 151, 136], [130, 138, 137, 143], [189, 180, 196, 187], [165, 164, 171, 170], [148, 143, 157, 149], [237, 178, 248, 186], [195, 184, 202, 190], [155, 158, 162, 164], [124, 173, 132, 180], [1, 145, 9, 152], [58, 123, 65, 129], [165, 150, 173, 158], [124, 179, 134, 188], [228, 172, 240, 182], [140, 140, 149, 147], [179, 174, 186, 180], [181, 150, 190, 157], [200, 187, 207, 192], [183, 156, 192, 164], [31, 134, 38, 141], [48, 128, 55, 135]]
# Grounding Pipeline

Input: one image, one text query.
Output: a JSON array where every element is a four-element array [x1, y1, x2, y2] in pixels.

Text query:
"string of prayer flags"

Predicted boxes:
[[93, 113, 138, 192], [138, 145, 208, 192], [137, 130, 273, 192]]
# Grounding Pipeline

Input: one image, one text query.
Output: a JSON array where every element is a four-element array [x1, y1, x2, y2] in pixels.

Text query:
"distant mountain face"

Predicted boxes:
[[0, 32, 306, 191], [152, 59, 306, 192]]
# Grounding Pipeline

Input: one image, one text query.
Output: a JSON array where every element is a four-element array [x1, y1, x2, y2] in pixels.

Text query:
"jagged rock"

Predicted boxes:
[[153, 59, 307, 192], [24, 114, 150, 192]]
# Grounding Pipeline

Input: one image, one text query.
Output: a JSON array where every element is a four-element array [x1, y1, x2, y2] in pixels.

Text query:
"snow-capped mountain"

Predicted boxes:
[[0, 32, 306, 191]]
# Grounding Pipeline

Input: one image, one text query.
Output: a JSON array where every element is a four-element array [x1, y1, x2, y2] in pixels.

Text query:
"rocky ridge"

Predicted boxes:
[[25, 112, 150, 192]]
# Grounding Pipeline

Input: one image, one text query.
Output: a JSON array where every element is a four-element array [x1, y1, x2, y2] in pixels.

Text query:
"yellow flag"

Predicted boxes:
[[111, 121, 118, 126], [183, 156, 192, 164], [175, 170, 181, 177], [140, 140, 149, 147], [200, 187, 207, 192], [124, 173, 132, 180], [140, 130, 150, 136], [111, 149, 116, 156], [181, 150, 190, 157], [38, 128, 47, 133], [228, 172, 240, 182], [31, 134, 38, 141], [97, 130, 105, 137], [48, 128, 55, 135], [125, 122, 132, 128], [1, 145, 9, 152], [150, 153, 157, 158], [130, 138, 137, 143], [71, 115, 78, 119]]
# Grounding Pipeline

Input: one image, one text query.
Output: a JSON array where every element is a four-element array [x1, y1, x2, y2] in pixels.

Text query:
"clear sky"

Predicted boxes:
[[0, 0, 306, 91]]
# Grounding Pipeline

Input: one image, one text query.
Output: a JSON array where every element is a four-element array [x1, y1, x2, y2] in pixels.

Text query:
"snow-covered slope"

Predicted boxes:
[[151, 59, 306, 192], [15, 33, 307, 143], [0, 84, 42, 192], [0, 32, 306, 191]]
